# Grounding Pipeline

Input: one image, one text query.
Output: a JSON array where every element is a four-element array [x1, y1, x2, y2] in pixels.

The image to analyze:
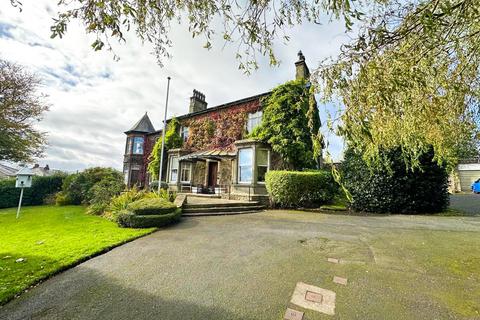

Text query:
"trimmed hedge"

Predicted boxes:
[[265, 170, 337, 208], [342, 148, 449, 214], [126, 198, 177, 215], [117, 208, 182, 228], [0, 175, 65, 209]]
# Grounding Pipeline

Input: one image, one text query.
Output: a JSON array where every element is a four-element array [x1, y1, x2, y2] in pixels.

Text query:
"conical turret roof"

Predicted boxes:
[[125, 112, 155, 134]]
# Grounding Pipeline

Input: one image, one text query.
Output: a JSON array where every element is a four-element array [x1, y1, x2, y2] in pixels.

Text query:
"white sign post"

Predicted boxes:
[[15, 167, 33, 219]]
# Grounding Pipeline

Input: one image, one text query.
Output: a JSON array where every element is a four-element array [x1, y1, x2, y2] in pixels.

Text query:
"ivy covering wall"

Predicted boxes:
[[183, 100, 260, 151], [251, 79, 322, 170]]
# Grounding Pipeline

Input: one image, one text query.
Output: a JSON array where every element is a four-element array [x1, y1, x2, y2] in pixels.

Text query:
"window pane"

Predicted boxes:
[[246, 111, 262, 133], [239, 148, 253, 166], [181, 163, 191, 182], [256, 149, 268, 166], [171, 170, 178, 182], [239, 165, 252, 182], [171, 157, 179, 169], [133, 137, 144, 154], [126, 137, 133, 154], [257, 166, 267, 182], [181, 126, 189, 142], [170, 157, 179, 182]]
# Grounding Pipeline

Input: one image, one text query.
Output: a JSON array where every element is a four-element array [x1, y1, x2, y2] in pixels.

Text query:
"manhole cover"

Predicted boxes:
[[305, 291, 323, 303]]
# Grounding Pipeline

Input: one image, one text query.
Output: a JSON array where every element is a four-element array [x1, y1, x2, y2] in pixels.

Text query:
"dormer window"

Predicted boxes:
[[246, 110, 263, 133], [180, 126, 189, 142], [132, 136, 144, 154]]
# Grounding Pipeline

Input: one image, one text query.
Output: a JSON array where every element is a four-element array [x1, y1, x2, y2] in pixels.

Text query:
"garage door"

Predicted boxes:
[[458, 164, 480, 191]]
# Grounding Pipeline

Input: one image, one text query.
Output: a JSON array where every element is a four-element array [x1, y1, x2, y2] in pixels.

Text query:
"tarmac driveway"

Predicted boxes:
[[1, 210, 480, 320], [450, 194, 480, 215]]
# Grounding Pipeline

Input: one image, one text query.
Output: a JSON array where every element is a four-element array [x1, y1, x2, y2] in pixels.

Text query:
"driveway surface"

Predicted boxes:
[[1, 210, 480, 319], [450, 194, 480, 215]]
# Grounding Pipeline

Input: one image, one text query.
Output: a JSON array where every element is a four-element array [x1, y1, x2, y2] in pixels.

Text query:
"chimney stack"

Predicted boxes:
[[295, 50, 310, 80], [189, 89, 207, 113]]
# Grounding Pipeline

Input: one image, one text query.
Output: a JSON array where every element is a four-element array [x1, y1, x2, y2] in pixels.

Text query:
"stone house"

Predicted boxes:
[[123, 52, 318, 201]]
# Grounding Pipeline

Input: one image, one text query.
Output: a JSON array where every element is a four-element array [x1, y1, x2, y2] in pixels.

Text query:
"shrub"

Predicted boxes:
[[59, 167, 124, 206], [265, 170, 337, 208], [341, 148, 449, 214], [117, 208, 182, 228], [0, 175, 65, 209], [157, 188, 177, 202], [149, 180, 168, 191], [126, 198, 177, 215]]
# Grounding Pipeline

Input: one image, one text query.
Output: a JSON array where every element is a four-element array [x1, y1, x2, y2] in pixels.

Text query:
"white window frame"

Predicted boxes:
[[246, 110, 263, 133], [180, 126, 189, 142], [238, 148, 253, 184], [170, 156, 179, 183], [256, 149, 270, 184], [180, 162, 192, 183]]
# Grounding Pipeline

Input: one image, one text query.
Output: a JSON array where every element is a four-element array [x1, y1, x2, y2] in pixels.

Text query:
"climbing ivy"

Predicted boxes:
[[147, 117, 183, 178], [251, 79, 321, 170], [183, 101, 259, 151]]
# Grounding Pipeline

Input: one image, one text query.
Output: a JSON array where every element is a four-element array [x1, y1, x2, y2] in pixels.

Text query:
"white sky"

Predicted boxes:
[[0, 1, 346, 172]]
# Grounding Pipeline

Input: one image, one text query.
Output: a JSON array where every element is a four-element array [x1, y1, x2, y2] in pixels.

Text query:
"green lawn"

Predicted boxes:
[[0, 205, 155, 305]]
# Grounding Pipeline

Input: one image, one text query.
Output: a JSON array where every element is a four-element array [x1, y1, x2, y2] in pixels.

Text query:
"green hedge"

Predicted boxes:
[[265, 170, 337, 208], [117, 208, 182, 228], [0, 175, 65, 209], [341, 148, 449, 214], [126, 198, 177, 215]]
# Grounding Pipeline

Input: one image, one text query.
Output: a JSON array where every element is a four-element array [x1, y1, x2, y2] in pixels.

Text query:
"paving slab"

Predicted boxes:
[[290, 282, 336, 316]]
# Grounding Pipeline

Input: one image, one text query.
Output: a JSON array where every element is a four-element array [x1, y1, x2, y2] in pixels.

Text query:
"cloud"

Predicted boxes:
[[0, 2, 347, 172]]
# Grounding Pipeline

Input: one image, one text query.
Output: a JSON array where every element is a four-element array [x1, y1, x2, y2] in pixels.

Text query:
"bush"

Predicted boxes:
[[126, 198, 177, 215], [342, 148, 449, 214], [0, 175, 65, 209], [59, 167, 124, 206], [117, 208, 182, 228], [149, 180, 168, 191], [265, 170, 337, 208]]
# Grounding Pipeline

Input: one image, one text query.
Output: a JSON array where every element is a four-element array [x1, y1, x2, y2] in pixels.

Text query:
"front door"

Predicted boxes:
[[207, 162, 218, 189]]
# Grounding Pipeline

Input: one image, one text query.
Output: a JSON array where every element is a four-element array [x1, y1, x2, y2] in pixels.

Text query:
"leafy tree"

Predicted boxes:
[[0, 59, 48, 162], [58, 167, 124, 205], [148, 117, 183, 178], [317, 0, 480, 169], [251, 79, 320, 170]]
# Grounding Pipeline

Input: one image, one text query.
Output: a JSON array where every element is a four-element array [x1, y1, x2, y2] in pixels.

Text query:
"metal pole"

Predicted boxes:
[[158, 76, 171, 193], [16, 187, 24, 219]]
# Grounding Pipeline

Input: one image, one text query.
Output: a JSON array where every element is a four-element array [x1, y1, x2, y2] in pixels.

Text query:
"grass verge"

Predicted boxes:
[[0, 205, 155, 305]]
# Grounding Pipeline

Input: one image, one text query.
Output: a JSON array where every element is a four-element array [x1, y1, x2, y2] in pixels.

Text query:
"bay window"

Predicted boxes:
[[238, 148, 253, 183]]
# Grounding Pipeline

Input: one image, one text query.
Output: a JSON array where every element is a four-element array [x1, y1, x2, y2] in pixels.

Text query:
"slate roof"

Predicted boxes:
[[125, 112, 156, 134], [0, 163, 17, 178]]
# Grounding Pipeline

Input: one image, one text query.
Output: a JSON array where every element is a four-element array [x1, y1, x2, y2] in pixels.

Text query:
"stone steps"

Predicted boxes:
[[183, 209, 264, 217], [182, 198, 265, 216], [183, 205, 265, 214]]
